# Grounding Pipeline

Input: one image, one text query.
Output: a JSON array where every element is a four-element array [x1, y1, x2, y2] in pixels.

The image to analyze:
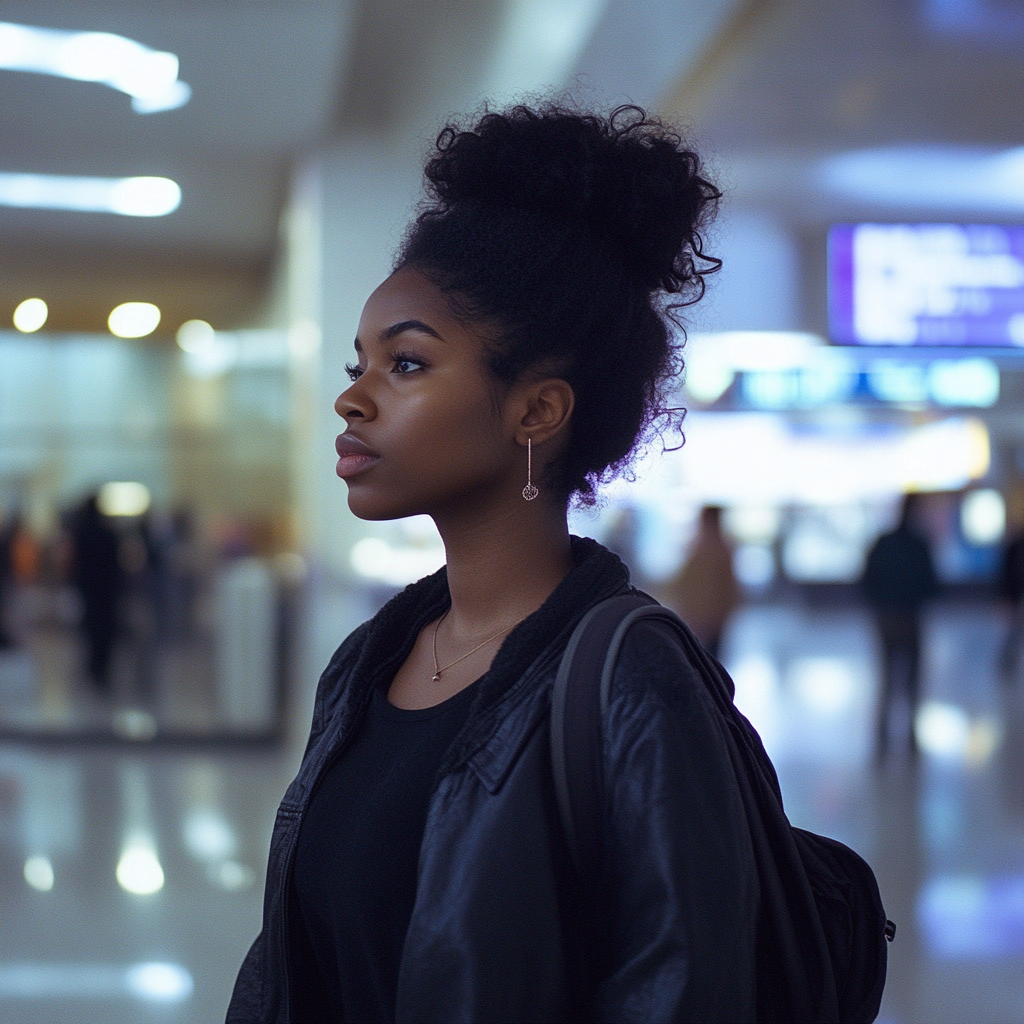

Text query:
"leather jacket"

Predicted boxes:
[[228, 538, 758, 1023]]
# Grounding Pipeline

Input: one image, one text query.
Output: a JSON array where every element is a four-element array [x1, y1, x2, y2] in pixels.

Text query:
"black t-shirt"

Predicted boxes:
[[292, 681, 477, 1023]]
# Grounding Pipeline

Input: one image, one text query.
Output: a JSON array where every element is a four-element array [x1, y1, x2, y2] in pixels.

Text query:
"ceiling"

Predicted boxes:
[[1, 0, 1020, 335]]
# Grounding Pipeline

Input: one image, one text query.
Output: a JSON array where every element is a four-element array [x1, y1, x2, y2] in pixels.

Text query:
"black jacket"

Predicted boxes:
[[228, 538, 758, 1023]]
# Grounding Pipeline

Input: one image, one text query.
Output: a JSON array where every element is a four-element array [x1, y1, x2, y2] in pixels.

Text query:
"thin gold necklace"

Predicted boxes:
[[431, 608, 520, 684]]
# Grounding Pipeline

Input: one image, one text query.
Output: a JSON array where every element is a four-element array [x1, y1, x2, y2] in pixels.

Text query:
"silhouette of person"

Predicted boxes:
[[70, 494, 125, 691], [998, 527, 1024, 684], [861, 494, 939, 758], [664, 505, 740, 659]]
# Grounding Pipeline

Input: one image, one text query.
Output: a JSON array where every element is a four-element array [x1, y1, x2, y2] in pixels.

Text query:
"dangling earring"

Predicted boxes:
[[522, 437, 539, 501]]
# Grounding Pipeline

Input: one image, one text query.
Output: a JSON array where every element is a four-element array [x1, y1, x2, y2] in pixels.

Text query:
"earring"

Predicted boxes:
[[523, 437, 539, 501]]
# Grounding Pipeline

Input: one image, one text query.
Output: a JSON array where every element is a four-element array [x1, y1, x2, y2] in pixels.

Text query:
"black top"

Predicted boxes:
[[292, 681, 477, 1024]]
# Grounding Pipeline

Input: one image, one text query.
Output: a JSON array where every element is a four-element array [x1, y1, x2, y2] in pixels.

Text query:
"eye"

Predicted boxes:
[[391, 352, 427, 374], [344, 362, 363, 382]]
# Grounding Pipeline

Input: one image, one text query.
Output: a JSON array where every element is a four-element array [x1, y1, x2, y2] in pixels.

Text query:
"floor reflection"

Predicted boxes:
[[0, 597, 1020, 1022]]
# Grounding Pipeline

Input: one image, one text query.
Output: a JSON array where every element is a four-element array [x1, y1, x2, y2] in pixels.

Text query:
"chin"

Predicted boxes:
[[345, 485, 421, 523]]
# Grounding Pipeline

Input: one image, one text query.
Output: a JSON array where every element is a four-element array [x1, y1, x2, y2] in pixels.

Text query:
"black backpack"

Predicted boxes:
[[551, 595, 895, 1023]]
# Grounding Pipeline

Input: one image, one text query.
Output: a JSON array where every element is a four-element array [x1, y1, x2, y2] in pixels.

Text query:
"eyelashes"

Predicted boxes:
[[344, 351, 428, 382]]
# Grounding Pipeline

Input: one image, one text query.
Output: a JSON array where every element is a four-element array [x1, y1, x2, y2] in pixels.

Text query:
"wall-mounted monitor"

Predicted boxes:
[[828, 223, 1024, 346]]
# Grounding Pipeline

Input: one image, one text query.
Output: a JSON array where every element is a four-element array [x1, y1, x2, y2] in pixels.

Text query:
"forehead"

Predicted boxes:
[[359, 267, 460, 334]]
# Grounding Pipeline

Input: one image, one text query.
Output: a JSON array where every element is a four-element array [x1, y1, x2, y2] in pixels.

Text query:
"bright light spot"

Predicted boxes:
[[23, 855, 54, 891], [916, 701, 971, 759], [183, 811, 236, 861], [733, 544, 776, 587], [12, 297, 47, 332], [684, 360, 734, 403], [724, 505, 781, 544], [176, 319, 215, 352], [108, 302, 161, 338], [0, 21, 191, 113], [929, 359, 1000, 408], [821, 146, 1024, 213], [208, 859, 254, 891], [961, 489, 1006, 546], [685, 331, 826, 372], [790, 657, 856, 716], [112, 708, 157, 740], [350, 537, 446, 587], [124, 962, 193, 1002], [730, 655, 779, 720], [0, 173, 180, 216], [97, 482, 151, 518], [0, 960, 193, 1000], [116, 843, 164, 895]]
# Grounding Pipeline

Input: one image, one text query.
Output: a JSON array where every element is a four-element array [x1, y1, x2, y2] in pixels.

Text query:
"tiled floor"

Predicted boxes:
[[0, 596, 1021, 1023]]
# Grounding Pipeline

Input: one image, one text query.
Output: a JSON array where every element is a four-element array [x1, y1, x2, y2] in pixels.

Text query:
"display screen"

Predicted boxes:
[[828, 223, 1024, 346]]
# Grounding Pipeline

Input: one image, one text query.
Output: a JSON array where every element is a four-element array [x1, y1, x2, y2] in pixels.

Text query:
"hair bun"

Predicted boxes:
[[422, 104, 720, 293]]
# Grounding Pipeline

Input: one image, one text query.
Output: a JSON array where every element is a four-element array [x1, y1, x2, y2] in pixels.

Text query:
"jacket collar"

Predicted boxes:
[[341, 536, 630, 770]]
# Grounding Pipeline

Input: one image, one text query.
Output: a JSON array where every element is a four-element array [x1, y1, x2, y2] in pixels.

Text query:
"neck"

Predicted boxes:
[[433, 497, 573, 638]]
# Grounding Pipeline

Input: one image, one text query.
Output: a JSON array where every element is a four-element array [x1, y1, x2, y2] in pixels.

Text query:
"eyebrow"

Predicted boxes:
[[382, 319, 444, 342]]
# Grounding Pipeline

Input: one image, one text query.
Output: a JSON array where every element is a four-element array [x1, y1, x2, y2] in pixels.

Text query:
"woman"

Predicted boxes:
[[229, 104, 758, 1023]]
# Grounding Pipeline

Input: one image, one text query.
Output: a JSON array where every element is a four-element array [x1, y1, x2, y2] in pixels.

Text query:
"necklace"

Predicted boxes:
[[431, 608, 520, 684]]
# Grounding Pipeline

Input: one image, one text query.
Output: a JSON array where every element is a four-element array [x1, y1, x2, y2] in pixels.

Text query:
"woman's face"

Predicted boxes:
[[335, 267, 520, 522]]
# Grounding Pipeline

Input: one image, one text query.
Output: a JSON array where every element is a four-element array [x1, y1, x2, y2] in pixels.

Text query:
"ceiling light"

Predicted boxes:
[[116, 842, 164, 895], [820, 146, 1024, 213], [0, 173, 180, 216], [176, 319, 215, 352], [23, 855, 54, 892], [12, 297, 47, 332], [0, 21, 190, 113], [109, 302, 160, 338]]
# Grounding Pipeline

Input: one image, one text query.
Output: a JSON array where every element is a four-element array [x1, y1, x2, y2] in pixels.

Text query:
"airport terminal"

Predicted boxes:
[[0, 2, 1022, 1021]]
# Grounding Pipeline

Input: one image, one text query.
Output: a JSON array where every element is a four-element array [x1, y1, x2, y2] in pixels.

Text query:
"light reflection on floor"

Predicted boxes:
[[0, 598, 1020, 1023], [725, 601, 1024, 1024]]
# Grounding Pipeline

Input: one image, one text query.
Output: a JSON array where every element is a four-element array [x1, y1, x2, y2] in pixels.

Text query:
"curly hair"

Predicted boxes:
[[396, 103, 721, 502]]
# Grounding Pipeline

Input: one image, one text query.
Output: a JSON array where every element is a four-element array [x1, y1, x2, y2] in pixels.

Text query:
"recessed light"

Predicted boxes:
[[109, 302, 161, 338], [12, 297, 47, 332]]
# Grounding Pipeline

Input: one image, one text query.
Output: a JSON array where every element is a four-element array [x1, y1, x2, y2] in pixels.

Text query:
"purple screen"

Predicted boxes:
[[828, 223, 1024, 346]]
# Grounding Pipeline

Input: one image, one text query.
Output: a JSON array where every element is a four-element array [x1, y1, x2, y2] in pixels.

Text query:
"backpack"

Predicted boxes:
[[551, 594, 895, 1023]]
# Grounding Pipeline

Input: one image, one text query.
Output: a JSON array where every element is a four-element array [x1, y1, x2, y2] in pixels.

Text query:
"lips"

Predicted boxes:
[[335, 433, 381, 479]]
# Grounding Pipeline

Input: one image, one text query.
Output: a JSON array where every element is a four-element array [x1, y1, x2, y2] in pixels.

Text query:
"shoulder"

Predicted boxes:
[[606, 614, 718, 726]]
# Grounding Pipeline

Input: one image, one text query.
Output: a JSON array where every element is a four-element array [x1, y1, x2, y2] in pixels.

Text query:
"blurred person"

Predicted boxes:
[[998, 525, 1024, 683], [663, 505, 740, 659], [70, 493, 125, 692], [228, 106, 767, 1023], [861, 493, 940, 758]]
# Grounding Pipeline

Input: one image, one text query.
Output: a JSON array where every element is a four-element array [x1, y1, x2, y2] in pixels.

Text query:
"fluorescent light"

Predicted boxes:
[[98, 482, 151, 517], [0, 172, 180, 216], [928, 358, 1000, 408], [109, 302, 161, 338], [12, 297, 47, 332], [124, 963, 193, 1002], [820, 146, 1024, 213], [0, 21, 190, 113]]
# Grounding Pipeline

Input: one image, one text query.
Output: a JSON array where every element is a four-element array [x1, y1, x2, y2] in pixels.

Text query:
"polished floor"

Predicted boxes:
[[0, 596, 1021, 1023]]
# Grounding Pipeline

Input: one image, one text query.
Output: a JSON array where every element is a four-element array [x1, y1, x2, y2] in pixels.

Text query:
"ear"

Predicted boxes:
[[510, 377, 575, 447]]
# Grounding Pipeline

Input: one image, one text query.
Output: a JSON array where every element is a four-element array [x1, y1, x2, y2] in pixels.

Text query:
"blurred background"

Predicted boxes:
[[0, 1, 1022, 1020]]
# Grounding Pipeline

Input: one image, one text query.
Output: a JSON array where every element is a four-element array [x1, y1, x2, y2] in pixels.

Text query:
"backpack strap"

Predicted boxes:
[[550, 594, 658, 882]]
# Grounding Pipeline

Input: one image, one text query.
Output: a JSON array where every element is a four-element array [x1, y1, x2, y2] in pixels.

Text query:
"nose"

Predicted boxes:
[[335, 379, 376, 422]]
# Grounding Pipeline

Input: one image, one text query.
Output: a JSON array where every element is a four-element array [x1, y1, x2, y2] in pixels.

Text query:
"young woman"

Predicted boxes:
[[229, 104, 758, 1023]]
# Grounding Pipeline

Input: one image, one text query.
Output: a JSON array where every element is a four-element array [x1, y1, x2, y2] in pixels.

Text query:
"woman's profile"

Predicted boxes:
[[227, 102, 760, 1023]]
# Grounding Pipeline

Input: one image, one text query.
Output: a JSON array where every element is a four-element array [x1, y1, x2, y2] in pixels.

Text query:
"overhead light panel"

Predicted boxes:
[[0, 172, 180, 216], [0, 20, 190, 113], [12, 297, 47, 332], [109, 302, 161, 338]]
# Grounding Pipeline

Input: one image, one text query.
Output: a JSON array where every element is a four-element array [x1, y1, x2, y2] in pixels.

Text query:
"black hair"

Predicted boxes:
[[397, 102, 721, 502]]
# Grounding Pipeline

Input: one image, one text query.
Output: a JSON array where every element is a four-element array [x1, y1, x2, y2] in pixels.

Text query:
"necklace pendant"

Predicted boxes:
[[431, 673, 441, 683]]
